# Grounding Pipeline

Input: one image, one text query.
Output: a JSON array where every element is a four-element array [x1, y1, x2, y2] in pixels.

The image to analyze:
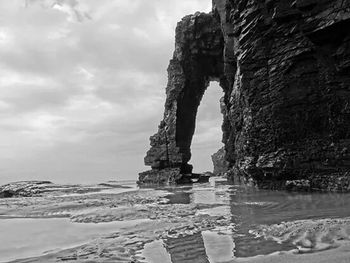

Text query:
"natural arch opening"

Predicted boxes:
[[141, 2, 350, 187], [139, 11, 228, 184], [189, 81, 224, 173]]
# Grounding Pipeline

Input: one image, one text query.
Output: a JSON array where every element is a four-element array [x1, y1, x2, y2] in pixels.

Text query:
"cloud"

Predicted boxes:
[[0, 0, 219, 184], [25, 0, 92, 22]]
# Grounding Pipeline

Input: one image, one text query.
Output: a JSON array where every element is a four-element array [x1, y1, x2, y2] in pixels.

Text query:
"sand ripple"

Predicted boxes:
[[251, 218, 350, 253]]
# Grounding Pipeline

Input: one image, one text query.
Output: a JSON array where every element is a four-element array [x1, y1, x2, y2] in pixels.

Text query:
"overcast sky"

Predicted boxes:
[[0, 0, 224, 184]]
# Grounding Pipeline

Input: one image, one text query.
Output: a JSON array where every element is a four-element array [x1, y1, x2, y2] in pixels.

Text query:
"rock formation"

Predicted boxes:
[[0, 181, 53, 198], [139, 0, 350, 190], [212, 147, 229, 176], [138, 12, 225, 184], [0, 181, 129, 198]]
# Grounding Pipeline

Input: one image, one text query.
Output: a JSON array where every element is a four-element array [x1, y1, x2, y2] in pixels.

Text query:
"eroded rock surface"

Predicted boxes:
[[0, 181, 53, 198], [141, 0, 350, 189], [138, 12, 225, 185], [212, 147, 229, 176]]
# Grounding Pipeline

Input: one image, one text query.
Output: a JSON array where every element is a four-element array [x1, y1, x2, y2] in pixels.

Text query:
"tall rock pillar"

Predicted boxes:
[[139, 12, 226, 184]]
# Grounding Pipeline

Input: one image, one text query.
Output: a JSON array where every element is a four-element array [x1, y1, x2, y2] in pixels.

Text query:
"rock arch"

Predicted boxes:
[[139, 12, 230, 184], [139, 0, 350, 189]]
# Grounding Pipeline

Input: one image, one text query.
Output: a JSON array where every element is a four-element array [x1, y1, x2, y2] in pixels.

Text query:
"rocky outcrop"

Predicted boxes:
[[138, 11, 225, 185], [138, 168, 182, 185], [212, 147, 229, 175], [140, 0, 350, 189], [215, 0, 350, 189], [0, 181, 53, 198], [0, 181, 129, 198]]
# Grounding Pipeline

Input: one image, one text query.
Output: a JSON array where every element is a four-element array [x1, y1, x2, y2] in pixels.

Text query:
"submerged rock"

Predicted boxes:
[[140, 0, 350, 190]]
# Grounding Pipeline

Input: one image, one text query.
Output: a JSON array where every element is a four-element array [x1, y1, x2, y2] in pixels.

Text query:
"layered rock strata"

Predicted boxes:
[[140, 0, 350, 189], [212, 147, 229, 176], [138, 12, 225, 184]]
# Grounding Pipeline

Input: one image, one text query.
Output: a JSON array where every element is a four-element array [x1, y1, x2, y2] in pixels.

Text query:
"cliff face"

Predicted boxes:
[[212, 147, 229, 176], [140, 0, 350, 189]]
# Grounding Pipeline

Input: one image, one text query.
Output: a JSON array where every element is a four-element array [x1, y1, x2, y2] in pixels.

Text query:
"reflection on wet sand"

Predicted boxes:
[[159, 231, 235, 263], [165, 232, 210, 263], [2, 178, 350, 262], [229, 186, 350, 258], [155, 179, 350, 261]]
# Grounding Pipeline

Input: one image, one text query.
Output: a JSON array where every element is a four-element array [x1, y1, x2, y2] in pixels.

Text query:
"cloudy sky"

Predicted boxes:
[[0, 0, 224, 184]]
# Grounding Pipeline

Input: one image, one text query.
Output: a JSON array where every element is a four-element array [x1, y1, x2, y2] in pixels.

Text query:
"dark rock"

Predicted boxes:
[[285, 180, 311, 191], [0, 181, 53, 198], [140, 0, 350, 190], [202, 171, 214, 177], [176, 174, 194, 184], [142, 12, 224, 173], [0, 190, 14, 198], [197, 172, 211, 183], [138, 168, 182, 185], [211, 147, 229, 176]]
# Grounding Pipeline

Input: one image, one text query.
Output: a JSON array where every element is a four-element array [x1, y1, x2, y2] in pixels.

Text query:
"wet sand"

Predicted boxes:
[[1, 178, 350, 262], [239, 244, 350, 263], [0, 218, 149, 262]]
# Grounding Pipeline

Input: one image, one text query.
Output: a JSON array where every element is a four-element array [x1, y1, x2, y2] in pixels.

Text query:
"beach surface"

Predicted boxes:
[[1, 178, 350, 263]]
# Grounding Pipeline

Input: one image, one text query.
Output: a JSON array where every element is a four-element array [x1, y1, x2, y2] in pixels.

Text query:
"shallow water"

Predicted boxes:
[[2, 178, 350, 262], [0, 218, 148, 262], [142, 231, 236, 263], [157, 179, 350, 260]]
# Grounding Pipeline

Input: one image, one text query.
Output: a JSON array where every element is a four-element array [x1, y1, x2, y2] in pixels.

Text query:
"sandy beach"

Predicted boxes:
[[1, 179, 350, 262]]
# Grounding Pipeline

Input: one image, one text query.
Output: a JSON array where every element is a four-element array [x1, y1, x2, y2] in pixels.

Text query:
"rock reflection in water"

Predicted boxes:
[[164, 232, 209, 263], [229, 186, 350, 257], [163, 179, 350, 260], [3, 178, 350, 262], [144, 230, 235, 263]]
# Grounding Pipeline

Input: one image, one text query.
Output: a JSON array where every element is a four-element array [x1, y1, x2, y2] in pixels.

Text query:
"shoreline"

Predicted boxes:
[[239, 242, 350, 263], [1, 179, 350, 262]]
